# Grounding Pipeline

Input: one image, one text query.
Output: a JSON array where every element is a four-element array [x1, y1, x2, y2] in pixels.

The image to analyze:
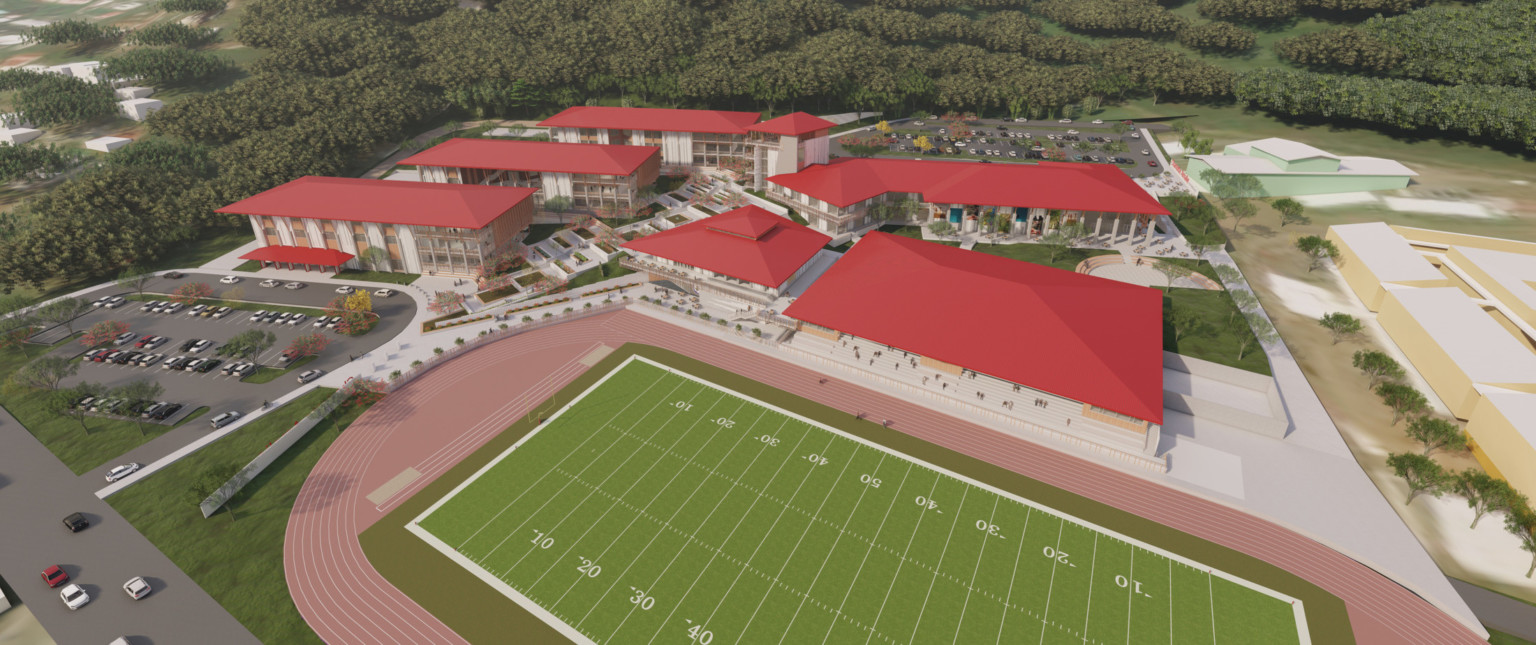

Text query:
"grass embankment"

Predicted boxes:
[[522, 223, 564, 245], [1164, 289, 1271, 375], [878, 224, 961, 246], [334, 270, 421, 285], [242, 354, 318, 384], [970, 242, 1118, 272], [107, 387, 368, 645], [564, 257, 635, 291], [0, 335, 211, 474]]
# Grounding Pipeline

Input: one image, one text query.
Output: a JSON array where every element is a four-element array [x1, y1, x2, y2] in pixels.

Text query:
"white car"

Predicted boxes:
[[334, 285, 355, 294], [373, 288, 393, 298], [219, 275, 241, 284], [60, 584, 90, 610], [105, 463, 141, 483], [210, 411, 242, 428], [188, 339, 212, 353], [123, 576, 152, 600], [1058, 118, 1072, 123], [1092, 119, 1104, 124], [1066, 129, 1079, 135], [187, 304, 207, 316], [286, 313, 307, 326], [102, 296, 126, 309], [297, 369, 325, 384], [284, 282, 305, 290], [1131, 132, 1142, 139], [259, 279, 281, 288], [161, 302, 184, 314]]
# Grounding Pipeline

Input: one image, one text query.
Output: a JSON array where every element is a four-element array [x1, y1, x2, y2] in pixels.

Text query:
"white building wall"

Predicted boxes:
[[333, 219, 361, 269], [661, 132, 692, 165], [801, 135, 829, 168], [419, 166, 450, 183], [397, 226, 422, 274], [249, 216, 268, 246], [303, 219, 325, 249], [552, 127, 579, 144], [541, 172, 573, 199]]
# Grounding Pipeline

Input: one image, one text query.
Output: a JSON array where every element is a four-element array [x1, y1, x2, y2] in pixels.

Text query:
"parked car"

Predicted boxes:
[[112, 332, 137, 346], [112, 351, 142, 365], [1141, 149, 1151, 155], [1058, 118, 1072, 123], [210, 411, 242, 429], [211, 306, 233, 319], [162, 356, 191, 370], [297, 369, 325, 384], [164, 271, 184, 279], [101, 296, 125, 309], [259, 279, 281, 288], [219, 275, 241, 284], [287, 313, 307, 326], [62, 513, 89, 533], [232, 363, 256, 377], [1148, 160, 1159, 167], [82, 349, 107, 362], [59, 584, 90, 610], [179, 339, 199, 352], [123, 576, 151, 600], [194, 358, 222, 373], [140, 402, 167, 418], [187, 304, 208, 316], [182, 358, 207, 372], [74, 396, 97, 411], [98, 351, 124, 364], [1092, 119, 1104, 124], [374, 288, 394, 298], [150, 403, 183, 420], [278, 349, 298, 363], [334, 285, 355, 294], [143, 336, 167, 350], [251, 310, 269, 323], [105, 463, 141, 483], [41, 565, 69, 588], [274, 313, 292, 324], [139, 300, 162, 313], [161, 302, 184, 314], [133, 335, 154, 348], [221, 361, 243, 375], [284, 282, 305, 290], [311, 316, 332, 328], [188, 339, 213, 353]]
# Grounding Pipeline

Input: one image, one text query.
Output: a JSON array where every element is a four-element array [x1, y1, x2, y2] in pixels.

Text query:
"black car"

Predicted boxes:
[[150, 403, 183, 421], [163, 271, 184, 279], [195, 358, 223, 373], [180, 339, 199, 352], [113, 351, 143, 365], [63, 513, 89, 533]]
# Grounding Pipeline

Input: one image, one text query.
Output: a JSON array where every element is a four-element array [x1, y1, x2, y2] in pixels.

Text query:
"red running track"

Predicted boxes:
[[284, 311, 1481, 644]]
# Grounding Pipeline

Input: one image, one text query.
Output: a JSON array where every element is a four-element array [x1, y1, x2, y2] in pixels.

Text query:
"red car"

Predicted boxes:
[[41, 565, 68, 588], [134, 334, 155, 348], [1147, 160, 1159, 167]]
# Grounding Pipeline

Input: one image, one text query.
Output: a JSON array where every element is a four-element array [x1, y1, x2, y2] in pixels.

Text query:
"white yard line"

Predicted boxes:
[[1082, 533, 1101, 640], [819, 461, 916, 644], [776, 452, 889, 643], [862, 476, 943, 645], [1037, 523, 1066, 645], [1125, 547, 1136, 645], [951, 497, 1001, 643], [1208, 574, 1217, 645], [906, 486, 970, 643], [995, 507, 1032, 645]]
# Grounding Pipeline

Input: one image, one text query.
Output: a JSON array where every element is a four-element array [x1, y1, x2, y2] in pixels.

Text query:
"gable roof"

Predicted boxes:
[[747, 112, 836, 137], [784, 232, 1165, 423], [215, 176, 535, 229], [1228, 138, 1338, 161], [399, 139, 659, 176], [768, 158, 1168, 215], [539, 106, 762, 135], [621, 205, 830, 288]]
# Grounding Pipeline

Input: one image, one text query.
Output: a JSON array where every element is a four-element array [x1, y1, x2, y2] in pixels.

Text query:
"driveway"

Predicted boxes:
[[41, 272, 417, 484], [0, 406, 259, 645]]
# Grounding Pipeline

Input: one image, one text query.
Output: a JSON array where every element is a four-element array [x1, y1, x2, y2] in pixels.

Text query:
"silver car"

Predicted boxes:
[[105, 462, 142, 483]]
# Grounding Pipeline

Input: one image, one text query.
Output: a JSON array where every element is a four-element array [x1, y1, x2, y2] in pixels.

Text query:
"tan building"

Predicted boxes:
[[1328, 223, 1536, 496], [400, 139, 661, 217]]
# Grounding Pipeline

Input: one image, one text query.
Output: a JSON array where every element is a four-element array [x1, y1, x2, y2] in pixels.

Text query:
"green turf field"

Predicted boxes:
[[411, 356, 1308, 645]]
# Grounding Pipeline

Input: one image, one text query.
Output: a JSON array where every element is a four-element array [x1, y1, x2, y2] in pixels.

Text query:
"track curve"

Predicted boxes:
[[283, 310, 1480, 644]]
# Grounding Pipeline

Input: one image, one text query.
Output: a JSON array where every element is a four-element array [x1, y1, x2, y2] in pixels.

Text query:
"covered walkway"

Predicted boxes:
[[240, 245, 355, 273]]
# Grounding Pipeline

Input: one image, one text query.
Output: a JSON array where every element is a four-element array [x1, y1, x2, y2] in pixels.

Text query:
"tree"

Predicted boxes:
[[344, 290, 373, 314], [35, 297, 90, 334], [10, 355, 78, 391], [1272, 198, 1308, 227], [914, 135, 934, 152], [1233, 312, 1275, 361], [1387, 452, 1448, 506], [186, 461, 242, 509], [80, 320, 129, 348], [429, 291, 466, 315], [874, 120, 892, 135], [1040, 223, 1086, 264], [287, 333, 331, 359], [357, 246, 391, 272], [1294, 236, 1340, 272], [1213, 264, 1243, 285], [171, 281, 214, 305], [218, 330, 276, 359], [543, 196, 573, 222], [1168, 307, 1207, 341], [838, 134, 887, 158], [1223, 198, 1257, 232], [1318, 312, 1362, 344], [1352, 350, 1405, 386], [126, 22, 218, 47], [1452, 470, 1521, 529], [928, 221, 954, 237], [0, 141, 78, 183], [1505, 502, 1536, 577], [24, 19, 123, 47], [1405, 416, 1468, 457], [1376, 382, 1429, 425], [100, 48, 232, 87], [1178, 21, 1257, 53], [114, 378, 164, 435], [116, 266, 156, 298], [1229, 289, 1259, 318], [160, 0, 226, 11], [345, 376, 388, 406], [47, 382, 104, 433]]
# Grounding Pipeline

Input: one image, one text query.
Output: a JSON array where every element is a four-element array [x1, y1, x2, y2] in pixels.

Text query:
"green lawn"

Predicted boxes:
[[1164, 289, 1272, 376], [243, 354, 318, 384], [878, 224, 961, 247], [126, 294, 326, 318], [334, 269, 421, 285], [524, 223, 565, 245], [1490, 629, 1536, 645], [565, 257, 636, 291], [653, 175, 687, 195], [0, 336, 212, 474], [107, 387, 369, 645], [970, 242, 1119, 272], [233, 260, 262, 272], [410, 357, 1305, 644]]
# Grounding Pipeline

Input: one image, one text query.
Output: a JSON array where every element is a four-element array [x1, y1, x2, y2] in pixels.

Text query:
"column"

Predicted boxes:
[[1110, 214, 1121, 242], [1142, 216, 1157, 244], [1092, 212, 1104, 238]]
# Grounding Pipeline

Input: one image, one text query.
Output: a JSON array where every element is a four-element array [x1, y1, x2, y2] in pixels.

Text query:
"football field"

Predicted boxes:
[[410, 356, 1309, 645]]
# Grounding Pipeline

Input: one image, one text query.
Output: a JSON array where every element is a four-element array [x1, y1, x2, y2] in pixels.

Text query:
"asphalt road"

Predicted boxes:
[[833, 117, 1168, 178], [43, 272, 417, 483], [0, 405, 259, 645]]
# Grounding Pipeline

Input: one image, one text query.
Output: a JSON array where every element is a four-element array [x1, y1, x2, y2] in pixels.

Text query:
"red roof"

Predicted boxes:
[[747, 112, 836, 137], [240, 245, 355, 267], [399, 139, 659, 176], [216, 176, 536, 229], [784, 232, 1164, 423], [621, 205, 830, 288], [768, 158, 1168, 215], [539, 106, 762, 135]]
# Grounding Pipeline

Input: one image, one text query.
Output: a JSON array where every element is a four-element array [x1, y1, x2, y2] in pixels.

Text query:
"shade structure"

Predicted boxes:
[[621, 205, 830, 289], [241, 245, 355, 267]]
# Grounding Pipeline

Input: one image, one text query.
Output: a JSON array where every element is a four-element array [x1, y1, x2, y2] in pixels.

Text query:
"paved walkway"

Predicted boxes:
[[0, 407, 258, 645], [284, 309, 1482, 644]]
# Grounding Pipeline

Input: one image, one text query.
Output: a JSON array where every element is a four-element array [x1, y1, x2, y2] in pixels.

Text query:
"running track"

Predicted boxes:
[[283, 310, 1482, 644]]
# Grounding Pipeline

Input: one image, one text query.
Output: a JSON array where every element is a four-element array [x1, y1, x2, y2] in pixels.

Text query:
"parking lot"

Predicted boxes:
[[34, 272, 417, 473], [838, 117, 1168, 179]]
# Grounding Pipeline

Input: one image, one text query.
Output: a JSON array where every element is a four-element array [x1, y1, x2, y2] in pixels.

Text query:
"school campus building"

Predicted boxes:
[[765, 157, 1171, 242], [1327, 223, 1536, 498], [217, 176, 537, 277], [1187, 138, 1416, 197], [619, 205, 831, 307], [400, 139, 662, 215]]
